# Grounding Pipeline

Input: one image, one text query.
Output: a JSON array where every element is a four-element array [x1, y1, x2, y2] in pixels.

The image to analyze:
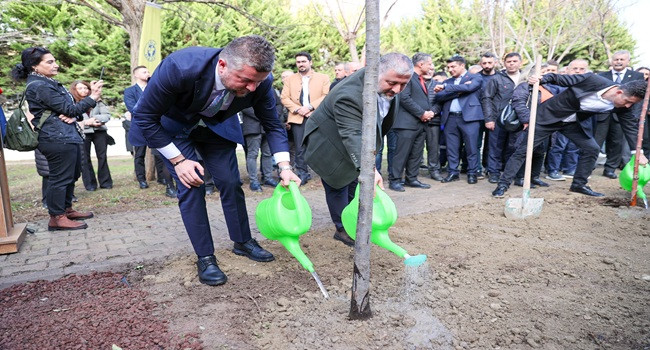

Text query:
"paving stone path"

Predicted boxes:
[[0, 177, 496, 289]]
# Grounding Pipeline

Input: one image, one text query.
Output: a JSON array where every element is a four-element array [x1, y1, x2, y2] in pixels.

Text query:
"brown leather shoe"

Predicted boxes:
[[65, 208, 94, 220], [48, 214, 88, 231]]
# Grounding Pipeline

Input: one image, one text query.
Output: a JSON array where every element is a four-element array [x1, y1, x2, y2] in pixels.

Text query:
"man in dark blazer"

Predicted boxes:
[[388, 52, 434, 192], [594, 50, 645, 179], [240, 106, 277, 192], [433, 55, 484, 184], [303, 53, 413, 246], [492, 73, 647, 198], [130, 35, 301, 286], [123, 65, 150, 189]]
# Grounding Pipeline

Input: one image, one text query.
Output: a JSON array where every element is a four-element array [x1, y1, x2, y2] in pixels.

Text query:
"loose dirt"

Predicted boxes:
[[1, 175, 649, 349]]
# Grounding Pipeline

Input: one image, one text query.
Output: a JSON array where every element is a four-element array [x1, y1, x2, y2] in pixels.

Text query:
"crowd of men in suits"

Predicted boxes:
[[274, 50, 646, 197], [122, 36, 647, 286], [186, 48, 648, 201]]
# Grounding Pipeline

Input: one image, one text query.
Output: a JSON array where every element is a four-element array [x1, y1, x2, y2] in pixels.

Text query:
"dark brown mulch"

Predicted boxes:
[[0, 271, 202, 350]]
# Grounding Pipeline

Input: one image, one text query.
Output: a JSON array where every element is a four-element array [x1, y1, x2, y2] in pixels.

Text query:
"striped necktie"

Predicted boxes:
[[202, 90, 229, 117], [614, 72, 622, 84]]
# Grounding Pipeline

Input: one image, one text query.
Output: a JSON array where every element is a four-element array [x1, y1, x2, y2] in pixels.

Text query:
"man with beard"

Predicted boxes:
[[281, 52, 331, 185], [130, 35, 301, 286], [303, 53, 413, 246]]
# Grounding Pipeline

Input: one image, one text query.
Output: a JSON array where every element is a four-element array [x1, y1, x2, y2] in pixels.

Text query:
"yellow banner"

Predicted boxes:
[[137, 2, 162, 73]]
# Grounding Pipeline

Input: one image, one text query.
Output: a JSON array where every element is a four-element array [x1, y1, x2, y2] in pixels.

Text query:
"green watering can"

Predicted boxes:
[[619, 155, 650, 208], [341, 185, 427, 267], [255, 181, 329, 298]]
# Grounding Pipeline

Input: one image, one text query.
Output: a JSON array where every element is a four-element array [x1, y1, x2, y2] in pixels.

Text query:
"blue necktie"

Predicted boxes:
[[614, 72, 622, 84], [202, 90, 229, 117]]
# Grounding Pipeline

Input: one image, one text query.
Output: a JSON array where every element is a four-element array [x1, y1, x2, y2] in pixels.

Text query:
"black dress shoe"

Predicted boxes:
[[603, 170, 618, 179], [569, 184, 604, 197], [441, 174, 460, 183], [165, 185, 177, 198], [388, 181, 405, 192], [139, 181, 149, 189], [249, 182, 263, 192], [100, 185, 113, 189], [467, 174, 477, 184], [488, 173, 500, 184], [430, 170, 444, 181], [196, 255, 227, 286], [333, 227, 354, 247], [492, 184, 508, 198], [263, 178, 279, 187], [404, 179, 431, 189], [86, 187, 97, 192], [232, 239, 275, 262], [531, 177, 549, 187], [513, 178, 537, 188]]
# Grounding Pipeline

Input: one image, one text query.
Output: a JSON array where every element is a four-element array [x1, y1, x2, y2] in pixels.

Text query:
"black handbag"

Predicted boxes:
[[497, 100, 523, 132]]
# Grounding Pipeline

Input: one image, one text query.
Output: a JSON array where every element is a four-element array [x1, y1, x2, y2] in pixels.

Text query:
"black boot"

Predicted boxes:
[[333, 227, 355, 247]]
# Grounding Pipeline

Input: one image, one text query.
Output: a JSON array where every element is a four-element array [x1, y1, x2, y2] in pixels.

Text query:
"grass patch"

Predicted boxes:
[[5, 155, 223, 223]]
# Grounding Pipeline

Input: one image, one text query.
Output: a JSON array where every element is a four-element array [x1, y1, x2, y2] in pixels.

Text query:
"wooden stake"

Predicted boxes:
[[0, 133, 27, 254], [630, 78, 650, 207]]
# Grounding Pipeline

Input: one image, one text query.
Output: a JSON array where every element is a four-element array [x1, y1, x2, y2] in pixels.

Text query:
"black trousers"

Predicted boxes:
[[594, 116, 623, 172], [153, 149, 174, 185], [510, 129, 548, 179], [322, 178, 358, 230], [133, 145, 147, 182], [424, 123, 441, 173], [289, 122, 309, 177], [499, 122, 599, 187], [389, 127, 426, 183], [38, 142, 81, 215], [165, 127, 249, 256], [82, 130, 113, 189]]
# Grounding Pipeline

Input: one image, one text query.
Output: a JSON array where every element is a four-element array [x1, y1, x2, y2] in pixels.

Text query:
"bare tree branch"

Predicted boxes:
[[64, 0, 124, 27]]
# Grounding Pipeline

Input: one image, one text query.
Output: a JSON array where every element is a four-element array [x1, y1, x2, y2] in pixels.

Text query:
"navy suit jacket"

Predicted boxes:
[[123, 84, 143, 113], [434, 72, 484, 126], [129, 46, 288, 152]]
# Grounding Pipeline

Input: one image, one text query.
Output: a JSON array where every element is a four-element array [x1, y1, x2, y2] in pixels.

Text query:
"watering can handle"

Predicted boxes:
[[288, 180, 301, 201]]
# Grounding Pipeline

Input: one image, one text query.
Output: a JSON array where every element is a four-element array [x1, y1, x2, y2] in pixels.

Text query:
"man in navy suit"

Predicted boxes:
[[433, 55, 484, 184], [492, 73, 647, 198], [123, 66, 150, 189], [130, 35, 301, 286]]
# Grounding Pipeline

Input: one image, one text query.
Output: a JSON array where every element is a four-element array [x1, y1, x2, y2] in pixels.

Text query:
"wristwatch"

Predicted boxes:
[[278, 165, 293, 172]]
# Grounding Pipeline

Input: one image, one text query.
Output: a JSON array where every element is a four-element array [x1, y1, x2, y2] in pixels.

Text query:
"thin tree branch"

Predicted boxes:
[[63, 0, 124, 27]]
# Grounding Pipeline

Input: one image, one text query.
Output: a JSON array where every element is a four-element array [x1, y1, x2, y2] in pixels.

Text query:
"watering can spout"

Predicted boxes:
[[341, 185, 423, 264], [278, 237, 314, 273]]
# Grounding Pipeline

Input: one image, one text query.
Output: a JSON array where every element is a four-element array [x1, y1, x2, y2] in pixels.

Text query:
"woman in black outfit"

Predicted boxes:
[[11, 47, 103, 231]]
